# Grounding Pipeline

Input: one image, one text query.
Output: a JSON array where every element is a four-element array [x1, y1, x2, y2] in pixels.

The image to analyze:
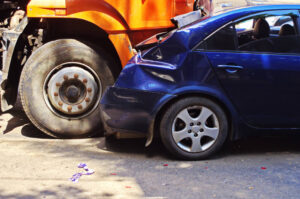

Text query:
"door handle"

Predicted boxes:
[[217, 65, 244, 74]]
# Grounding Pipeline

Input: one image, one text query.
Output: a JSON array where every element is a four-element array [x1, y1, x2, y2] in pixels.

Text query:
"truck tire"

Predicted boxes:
[[19, 39, 118, 138]]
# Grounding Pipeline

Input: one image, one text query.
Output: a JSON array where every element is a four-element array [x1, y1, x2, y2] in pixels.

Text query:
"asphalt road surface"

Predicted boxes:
[[1, 1, 300, 197], [1, 109, 300, 199]]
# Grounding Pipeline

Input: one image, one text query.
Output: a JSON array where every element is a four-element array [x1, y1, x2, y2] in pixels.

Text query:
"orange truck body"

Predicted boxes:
[[27, 0, 194, 66]]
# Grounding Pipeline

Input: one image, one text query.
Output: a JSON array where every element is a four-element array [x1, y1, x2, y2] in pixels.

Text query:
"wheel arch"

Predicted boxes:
[[27, 0, 136, 66], [44, 17, 123, 73], [148, 90, 239, 147], [28, 0, 130, 31]]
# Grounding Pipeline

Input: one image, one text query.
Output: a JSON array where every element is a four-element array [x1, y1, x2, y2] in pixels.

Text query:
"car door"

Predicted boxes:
[[196, 10, 300, 128]]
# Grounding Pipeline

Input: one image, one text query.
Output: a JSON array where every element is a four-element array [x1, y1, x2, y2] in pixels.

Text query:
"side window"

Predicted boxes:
[[236, 19, 254, 32], [199, 25, 237, 51], [197, 11, 300, 54], [235, 14, 300, 54]]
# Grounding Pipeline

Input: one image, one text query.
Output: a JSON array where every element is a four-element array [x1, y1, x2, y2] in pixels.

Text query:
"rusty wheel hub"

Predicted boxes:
[[45, 63, 101, 117]]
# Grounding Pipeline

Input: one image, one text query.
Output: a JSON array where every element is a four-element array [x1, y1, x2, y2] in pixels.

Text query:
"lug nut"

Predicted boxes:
[[83, 79, 88, 83], [197, 122, 201, 126], [190, 123, 194, 126], [78, 104, 83, 109], [85, 98, 90, 103], [194, 133, 198, 137], [200, 128, 204, 132], [54, 92, 58, 97], [56, 82, 61, 87], [63, 75, 68, 80], [58, 101, 63, 106], [74, 74, 79, 79], [67, 106, 72, 112], [87, 88, 92, 93], [188, 130, 192, 133]]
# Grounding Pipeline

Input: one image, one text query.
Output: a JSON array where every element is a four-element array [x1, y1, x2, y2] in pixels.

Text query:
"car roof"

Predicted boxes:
[[214, 4, 300, 16], [211, 0, 300, 13], [178, 4, 300, 50]]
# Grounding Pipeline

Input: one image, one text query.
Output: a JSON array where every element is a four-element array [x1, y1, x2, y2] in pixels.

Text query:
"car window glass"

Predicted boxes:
[[266, 16, 293, 27], [201, 25, 237, 51], [236, 19, 254, 32], [235, 14, 300, 54]]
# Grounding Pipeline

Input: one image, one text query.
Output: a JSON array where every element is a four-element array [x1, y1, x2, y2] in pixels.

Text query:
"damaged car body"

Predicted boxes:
[[101, 5, 300, 159]]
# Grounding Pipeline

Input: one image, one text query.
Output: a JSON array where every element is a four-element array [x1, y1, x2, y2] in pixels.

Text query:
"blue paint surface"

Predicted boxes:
[[100, 5, 300, 139]]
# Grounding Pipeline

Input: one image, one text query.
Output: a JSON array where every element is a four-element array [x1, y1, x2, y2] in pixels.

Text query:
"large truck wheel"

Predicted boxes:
[[19, 39, 118, 138]]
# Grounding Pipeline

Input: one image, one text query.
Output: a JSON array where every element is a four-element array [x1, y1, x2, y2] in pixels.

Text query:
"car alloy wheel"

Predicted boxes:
[[172, 106, 219, 153], [160, 97, 228, 160]]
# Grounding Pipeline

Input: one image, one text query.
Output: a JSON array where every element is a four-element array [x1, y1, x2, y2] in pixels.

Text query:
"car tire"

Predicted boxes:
[[19, 39, 118, 138], [160, 97, 228, 160]]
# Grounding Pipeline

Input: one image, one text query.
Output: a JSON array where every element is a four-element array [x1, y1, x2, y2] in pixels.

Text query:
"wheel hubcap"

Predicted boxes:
[[45, 63, 101, 117], [65, 85, 80, 103], [172, 106, 219, 153]]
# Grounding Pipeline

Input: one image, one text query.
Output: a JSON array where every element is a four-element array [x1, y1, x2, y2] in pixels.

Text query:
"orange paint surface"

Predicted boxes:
[[109, 33, 135, 67], [27, 0, 194, 66]]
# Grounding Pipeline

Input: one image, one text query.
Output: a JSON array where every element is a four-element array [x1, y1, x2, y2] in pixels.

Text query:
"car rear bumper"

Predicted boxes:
[[100, 86, 174, 136]]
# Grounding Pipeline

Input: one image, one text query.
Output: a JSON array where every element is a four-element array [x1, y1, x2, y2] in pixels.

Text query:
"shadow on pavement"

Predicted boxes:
[[0, 185, 118, 199], [21, 124, 54, 139], [98, 136, 170, 159], [1, 110, 53, 139], [2, 111, 28, 134], [99, 134, 300, 160], [218, 135, 300, 158], [5, 109, 300, 160]]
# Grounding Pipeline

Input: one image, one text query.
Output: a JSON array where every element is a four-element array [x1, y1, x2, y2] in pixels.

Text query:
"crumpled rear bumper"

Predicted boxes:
[[100, 86, 174, 136]]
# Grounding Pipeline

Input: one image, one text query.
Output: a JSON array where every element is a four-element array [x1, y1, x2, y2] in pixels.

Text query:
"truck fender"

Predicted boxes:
[[28, 0, 130, 32]]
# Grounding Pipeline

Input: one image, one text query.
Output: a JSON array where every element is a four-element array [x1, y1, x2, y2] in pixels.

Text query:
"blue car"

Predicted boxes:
[[101, 5, 300, 160]]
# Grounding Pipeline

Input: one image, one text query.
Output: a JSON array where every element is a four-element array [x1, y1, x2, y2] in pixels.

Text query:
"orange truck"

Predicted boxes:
[[0, 0, 197, 138]]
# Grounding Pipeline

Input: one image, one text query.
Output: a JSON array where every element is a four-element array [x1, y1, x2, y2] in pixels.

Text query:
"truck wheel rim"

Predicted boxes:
[[171, 106, 219, 153], [43, 62, 101, 119]]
